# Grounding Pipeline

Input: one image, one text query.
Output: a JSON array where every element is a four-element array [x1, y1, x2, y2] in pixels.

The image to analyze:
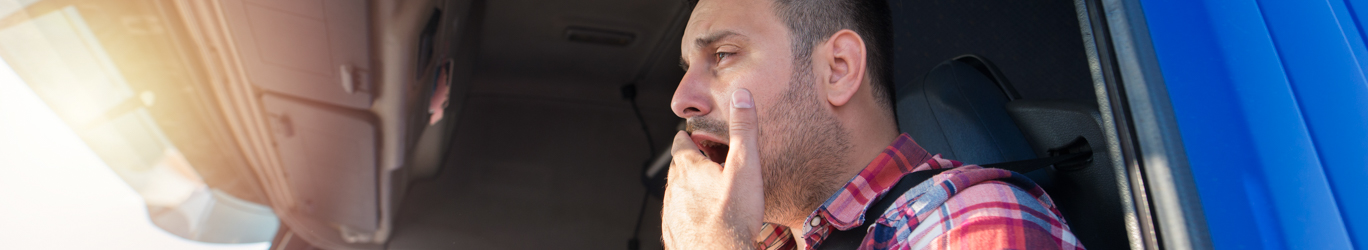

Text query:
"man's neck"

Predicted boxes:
[[778, 90, 900, 245], [782, 127, 899, 245]]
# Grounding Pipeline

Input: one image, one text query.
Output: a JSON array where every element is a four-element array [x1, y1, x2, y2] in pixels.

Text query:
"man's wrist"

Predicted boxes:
[[662, 220, 757, 250]]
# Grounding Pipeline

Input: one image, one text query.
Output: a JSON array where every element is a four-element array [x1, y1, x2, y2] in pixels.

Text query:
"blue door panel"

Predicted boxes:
[[1139, 0, 1365, 248], [1340, 0, 1368, 75], [1258, 0, 1368, 248], [1140, 0, 1274, 248]]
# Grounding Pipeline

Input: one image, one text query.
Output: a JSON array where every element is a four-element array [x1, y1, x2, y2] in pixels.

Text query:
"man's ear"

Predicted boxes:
[[823, 29, 867, 107]]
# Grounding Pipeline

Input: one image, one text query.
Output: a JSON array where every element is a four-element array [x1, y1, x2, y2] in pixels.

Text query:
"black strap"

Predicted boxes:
[[813, 152, 1091, 250], [980, 151, 1091, 173]]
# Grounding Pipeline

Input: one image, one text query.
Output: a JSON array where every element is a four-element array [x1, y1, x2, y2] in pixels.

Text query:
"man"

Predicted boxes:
[[660, 0, 1084, 249]]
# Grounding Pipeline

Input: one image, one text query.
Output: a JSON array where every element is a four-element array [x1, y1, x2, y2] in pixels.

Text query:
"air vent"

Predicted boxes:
[[564, 26, 635, 47]]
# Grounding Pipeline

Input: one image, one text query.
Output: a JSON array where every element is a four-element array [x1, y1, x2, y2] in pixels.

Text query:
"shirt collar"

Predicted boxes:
[[800, 133, 933, 241]]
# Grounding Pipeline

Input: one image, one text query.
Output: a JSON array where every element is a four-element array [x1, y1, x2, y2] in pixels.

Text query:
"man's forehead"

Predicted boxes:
[[682, 0, 774, 50]]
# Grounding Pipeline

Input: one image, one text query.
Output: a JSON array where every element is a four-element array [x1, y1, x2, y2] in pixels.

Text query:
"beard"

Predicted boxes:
[[684, 66, 852, 225]]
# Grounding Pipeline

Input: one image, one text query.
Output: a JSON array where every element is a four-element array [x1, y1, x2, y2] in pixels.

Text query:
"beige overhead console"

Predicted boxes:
[[260, 94, 380, 241], [173, 0, 467, 249], [219, 0, 373, 109]]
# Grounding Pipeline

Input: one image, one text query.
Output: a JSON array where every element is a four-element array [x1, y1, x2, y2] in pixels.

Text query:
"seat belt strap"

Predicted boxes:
[[980, 151, 1091, 174], [812, 151, 1090, 250]]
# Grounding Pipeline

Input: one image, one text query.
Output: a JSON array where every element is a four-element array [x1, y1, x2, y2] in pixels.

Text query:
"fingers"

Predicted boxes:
[[660, 90, 766, 248], [724, 88, 760, 174], [723, 88, 765, 239], [671, 131, 709, 166]]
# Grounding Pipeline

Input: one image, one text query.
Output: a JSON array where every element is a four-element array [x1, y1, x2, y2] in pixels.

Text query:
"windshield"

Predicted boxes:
[[0, 0, 276, 248]]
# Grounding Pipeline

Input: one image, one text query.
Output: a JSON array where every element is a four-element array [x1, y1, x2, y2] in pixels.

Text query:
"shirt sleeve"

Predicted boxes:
[[919, 180, 1084, 250], [755, 223, 796, 250]]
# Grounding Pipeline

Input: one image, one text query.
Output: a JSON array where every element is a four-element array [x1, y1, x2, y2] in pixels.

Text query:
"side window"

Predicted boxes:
[[0, 2, 276, 247]]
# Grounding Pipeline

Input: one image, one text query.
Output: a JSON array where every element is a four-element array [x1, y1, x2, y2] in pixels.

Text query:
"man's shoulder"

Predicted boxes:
[[906, 167, 1060, 224], [923, 180, 1082, 249], [874, 168, 1082, 249], [935, 179, 1056, 221]]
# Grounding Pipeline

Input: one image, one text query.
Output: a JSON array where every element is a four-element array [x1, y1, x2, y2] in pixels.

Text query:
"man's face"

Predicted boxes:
[[673, 0, 851, 224], [673, 0, 791, 160]]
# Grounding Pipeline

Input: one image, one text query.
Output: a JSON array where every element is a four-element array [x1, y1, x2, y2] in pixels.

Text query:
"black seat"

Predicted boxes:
[[895, 55, 1035, 165], [895, 55, 1128, 249]]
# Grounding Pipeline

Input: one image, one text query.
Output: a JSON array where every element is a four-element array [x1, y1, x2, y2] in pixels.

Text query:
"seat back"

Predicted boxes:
[[895, 56, 1035, 165], [895, 56, 1129, 249], [1005, 100, 1128, 250]]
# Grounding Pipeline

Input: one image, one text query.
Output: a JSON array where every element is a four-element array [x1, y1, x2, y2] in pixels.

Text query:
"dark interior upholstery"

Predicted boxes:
[[896, 57, 1035, 165], [888, 0, 1130, 248], [1007, 100, 1129, 250], [896, 56, 1128, 249]]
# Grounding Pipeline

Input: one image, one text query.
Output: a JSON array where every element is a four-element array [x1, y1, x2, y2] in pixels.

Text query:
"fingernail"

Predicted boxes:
[[732, 89, 753, 109]]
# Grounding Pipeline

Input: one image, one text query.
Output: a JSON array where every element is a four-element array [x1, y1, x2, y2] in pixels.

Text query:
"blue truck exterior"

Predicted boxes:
[[1139, 0, 1368, 249]]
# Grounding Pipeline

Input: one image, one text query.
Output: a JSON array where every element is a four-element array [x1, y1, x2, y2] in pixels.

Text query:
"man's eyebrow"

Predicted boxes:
[[680, 30, 744, 71], [694, 30, 743, 49]]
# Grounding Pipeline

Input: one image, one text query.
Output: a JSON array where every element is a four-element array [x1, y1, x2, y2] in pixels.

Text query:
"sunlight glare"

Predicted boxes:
[[0, 56, 269, 250]]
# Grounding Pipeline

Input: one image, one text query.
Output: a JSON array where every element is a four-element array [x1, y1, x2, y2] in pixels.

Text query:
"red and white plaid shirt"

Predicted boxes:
[[755, 133, 1084, 250]]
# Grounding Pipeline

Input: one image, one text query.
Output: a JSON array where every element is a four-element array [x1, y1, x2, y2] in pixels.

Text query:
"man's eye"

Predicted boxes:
[[715, 52, 734, 61]]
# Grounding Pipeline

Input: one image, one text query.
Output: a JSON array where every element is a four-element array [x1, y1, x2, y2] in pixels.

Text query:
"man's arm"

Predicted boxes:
[[661, 89, 765, 250]]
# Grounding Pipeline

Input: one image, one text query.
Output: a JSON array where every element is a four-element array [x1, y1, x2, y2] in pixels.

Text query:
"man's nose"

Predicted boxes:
[[671, 68, 713, 119]]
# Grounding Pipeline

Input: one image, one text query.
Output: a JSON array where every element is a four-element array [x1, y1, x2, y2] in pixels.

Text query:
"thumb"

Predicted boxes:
[[724, 88, 765, 237], [724, 88, 760, 178]]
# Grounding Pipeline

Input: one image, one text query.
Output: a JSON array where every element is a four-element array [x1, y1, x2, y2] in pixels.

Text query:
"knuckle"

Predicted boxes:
[[670, 146, 697, 159], [670, 152, 695, 165], [670, 146, 689, 156], [729, 119, 756, 131]]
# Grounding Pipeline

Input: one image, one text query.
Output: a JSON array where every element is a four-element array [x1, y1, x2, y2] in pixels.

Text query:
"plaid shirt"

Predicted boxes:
[[755, 134, 1084, 250]]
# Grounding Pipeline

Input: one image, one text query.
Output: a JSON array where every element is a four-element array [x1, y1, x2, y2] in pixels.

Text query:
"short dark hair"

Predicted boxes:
[[771, 0, 894, 112]]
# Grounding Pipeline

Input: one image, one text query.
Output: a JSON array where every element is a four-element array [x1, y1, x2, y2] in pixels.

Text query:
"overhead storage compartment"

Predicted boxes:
[[260, 94, 379, 236], [220, 0, 373, 109]]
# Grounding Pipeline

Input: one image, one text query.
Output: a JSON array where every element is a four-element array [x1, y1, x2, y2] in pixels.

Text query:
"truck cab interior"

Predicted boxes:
[[0, 0, 1206, 249]]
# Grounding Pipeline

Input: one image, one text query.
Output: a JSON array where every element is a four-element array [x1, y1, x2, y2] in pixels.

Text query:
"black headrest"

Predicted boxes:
[[895, 56, 1034, 164], [896, 56, 1130, 250]]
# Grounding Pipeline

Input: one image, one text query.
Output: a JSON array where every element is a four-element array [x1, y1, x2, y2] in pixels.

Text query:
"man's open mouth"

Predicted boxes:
[[690, 133, 730, 164]]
